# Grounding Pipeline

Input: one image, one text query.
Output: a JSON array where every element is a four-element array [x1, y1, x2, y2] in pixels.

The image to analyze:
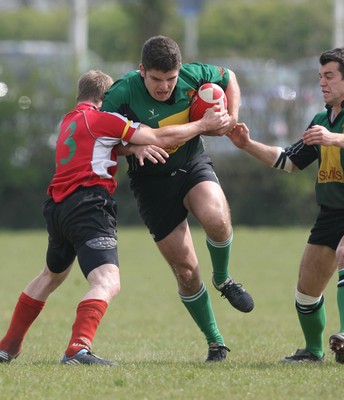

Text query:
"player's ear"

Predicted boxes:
[[139, 64, 145, 77]]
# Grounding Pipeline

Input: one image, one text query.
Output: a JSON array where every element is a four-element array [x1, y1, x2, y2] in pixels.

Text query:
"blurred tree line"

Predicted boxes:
[[0, 0, 333, 228], [0, 0, 333, 63]]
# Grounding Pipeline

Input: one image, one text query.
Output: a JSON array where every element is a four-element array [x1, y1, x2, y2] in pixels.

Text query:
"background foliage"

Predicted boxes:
[[0, 0, 333, 63], [0, 0, 333, 228]]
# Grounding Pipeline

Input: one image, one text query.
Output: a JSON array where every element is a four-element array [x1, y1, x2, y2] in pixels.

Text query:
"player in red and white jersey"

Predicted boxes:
[[0, 70, 229, 366], [48, 103, 139, 202]]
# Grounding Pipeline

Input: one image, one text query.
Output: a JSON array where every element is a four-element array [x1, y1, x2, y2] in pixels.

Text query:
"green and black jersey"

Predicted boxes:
[[102, 62, 229, 176], [285, 104, 344, 210]]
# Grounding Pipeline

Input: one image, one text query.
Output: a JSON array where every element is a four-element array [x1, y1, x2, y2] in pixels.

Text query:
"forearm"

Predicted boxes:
[[130, 109, 229, 147], [242, 140, 282, 166], [130, 124, 198, 148], [225, 69, 240, 123], [230, 122, 298, 172], [324, 133, 344, 148], [153, 121, 203, 147], [242, 140, 299, 172]]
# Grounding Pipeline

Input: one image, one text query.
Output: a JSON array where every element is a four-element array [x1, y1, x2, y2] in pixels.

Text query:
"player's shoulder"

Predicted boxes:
[[110, 70, 141, 90], [314, 108, 328, 118], [182, 62, 228, 72], [181, 62, 218, 74], [180, 63, 229, 87], [311, 108, 330, 125], [102, 70, 142, 111]]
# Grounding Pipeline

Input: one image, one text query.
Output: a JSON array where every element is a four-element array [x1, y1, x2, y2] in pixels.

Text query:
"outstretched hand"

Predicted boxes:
[[227, 122, 251, 149], [132, 145, 169, 166]]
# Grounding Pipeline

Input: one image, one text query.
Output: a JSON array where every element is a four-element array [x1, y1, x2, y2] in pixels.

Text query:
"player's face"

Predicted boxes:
[[140, 65, 179, 102], [319, 61, 344, 109]]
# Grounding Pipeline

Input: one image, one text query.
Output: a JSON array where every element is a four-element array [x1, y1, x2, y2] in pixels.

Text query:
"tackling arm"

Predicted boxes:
[[229, 122, 299, 173], [129, 107, 230, 148]]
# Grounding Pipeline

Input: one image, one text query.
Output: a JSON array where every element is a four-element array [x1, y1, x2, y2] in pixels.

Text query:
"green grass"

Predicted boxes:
[[0, 227, 341, 400]]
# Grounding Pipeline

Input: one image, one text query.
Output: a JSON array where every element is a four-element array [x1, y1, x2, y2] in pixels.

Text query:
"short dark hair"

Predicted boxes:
[[141, 35, 182, 72], [319, 47, 344, 79], [76, 70, 113, 103]]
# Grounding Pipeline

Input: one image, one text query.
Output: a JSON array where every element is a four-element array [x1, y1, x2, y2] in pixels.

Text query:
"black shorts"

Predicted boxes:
[[308, 206, 344, 250], [43, 186, 118, 278], [130, 153, 219, 242]]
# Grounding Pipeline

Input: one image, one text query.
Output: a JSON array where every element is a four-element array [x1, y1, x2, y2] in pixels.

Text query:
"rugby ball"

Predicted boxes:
[[189, 83, 227, 122]]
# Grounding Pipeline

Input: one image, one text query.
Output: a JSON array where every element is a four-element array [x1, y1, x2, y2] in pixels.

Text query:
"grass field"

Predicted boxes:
[[0, 227, 342, 400]]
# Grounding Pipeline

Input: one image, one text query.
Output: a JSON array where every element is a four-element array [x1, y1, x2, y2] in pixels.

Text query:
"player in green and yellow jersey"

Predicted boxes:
[[102, 35, 254, 362], [230, 47, 344, 364]]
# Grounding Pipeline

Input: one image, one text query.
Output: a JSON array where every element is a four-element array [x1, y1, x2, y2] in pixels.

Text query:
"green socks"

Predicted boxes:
[[296, 296, 326, 358], [337, 269, 344, 331], [206, 233, 233, 287], [294, 267, 344, 358], [180, 283, 224, 346]]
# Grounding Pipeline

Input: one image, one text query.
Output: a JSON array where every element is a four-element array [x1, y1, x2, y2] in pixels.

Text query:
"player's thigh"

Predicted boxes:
[[298, 243, 337, 296], [156, 220, 198, 269], [184, 180, 231, 237]]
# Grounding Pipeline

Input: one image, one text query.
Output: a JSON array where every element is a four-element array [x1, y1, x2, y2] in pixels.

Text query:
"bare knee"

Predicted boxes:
[[24, 265, 71, 300], [171, 263, 200, 294], [87, 264, 120, 302], [44, 266, 70, 286], [202, 202, 232, 240], [97, 275, 120, 299], [212, 218, 231, 239]]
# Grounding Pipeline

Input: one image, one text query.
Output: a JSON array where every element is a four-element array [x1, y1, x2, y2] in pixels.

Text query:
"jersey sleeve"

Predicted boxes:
[[95, 110, 139, 143], [285, 139, 318, 170], [120, 119, 140, 143]]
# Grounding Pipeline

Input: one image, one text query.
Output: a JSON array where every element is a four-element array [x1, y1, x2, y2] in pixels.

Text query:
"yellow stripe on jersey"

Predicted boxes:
[[158, 108, 189, 127], [121, 120, 132, 140], [157, 108, 190, 155], [318, 145, 344, 183]]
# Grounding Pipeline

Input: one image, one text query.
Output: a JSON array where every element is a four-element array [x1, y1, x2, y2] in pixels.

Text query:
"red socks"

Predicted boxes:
[[65, 299, 108, 358], [0, 292, 45, 356], [0, 295, 108, 359]]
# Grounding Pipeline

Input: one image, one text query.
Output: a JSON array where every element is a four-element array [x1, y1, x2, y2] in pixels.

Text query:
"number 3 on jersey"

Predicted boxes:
[[58, 121, 77, 166]]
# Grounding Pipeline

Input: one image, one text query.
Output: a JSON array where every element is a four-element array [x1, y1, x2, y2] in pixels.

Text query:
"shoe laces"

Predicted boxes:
[[208, 343, 231, 353], [221, 281, 244, 297]]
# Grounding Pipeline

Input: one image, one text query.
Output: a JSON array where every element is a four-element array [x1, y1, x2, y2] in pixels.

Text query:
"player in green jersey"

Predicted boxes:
[[0, 70, 230, 366], [229, 47, 344, 363], [102, 35, 254, 362]]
